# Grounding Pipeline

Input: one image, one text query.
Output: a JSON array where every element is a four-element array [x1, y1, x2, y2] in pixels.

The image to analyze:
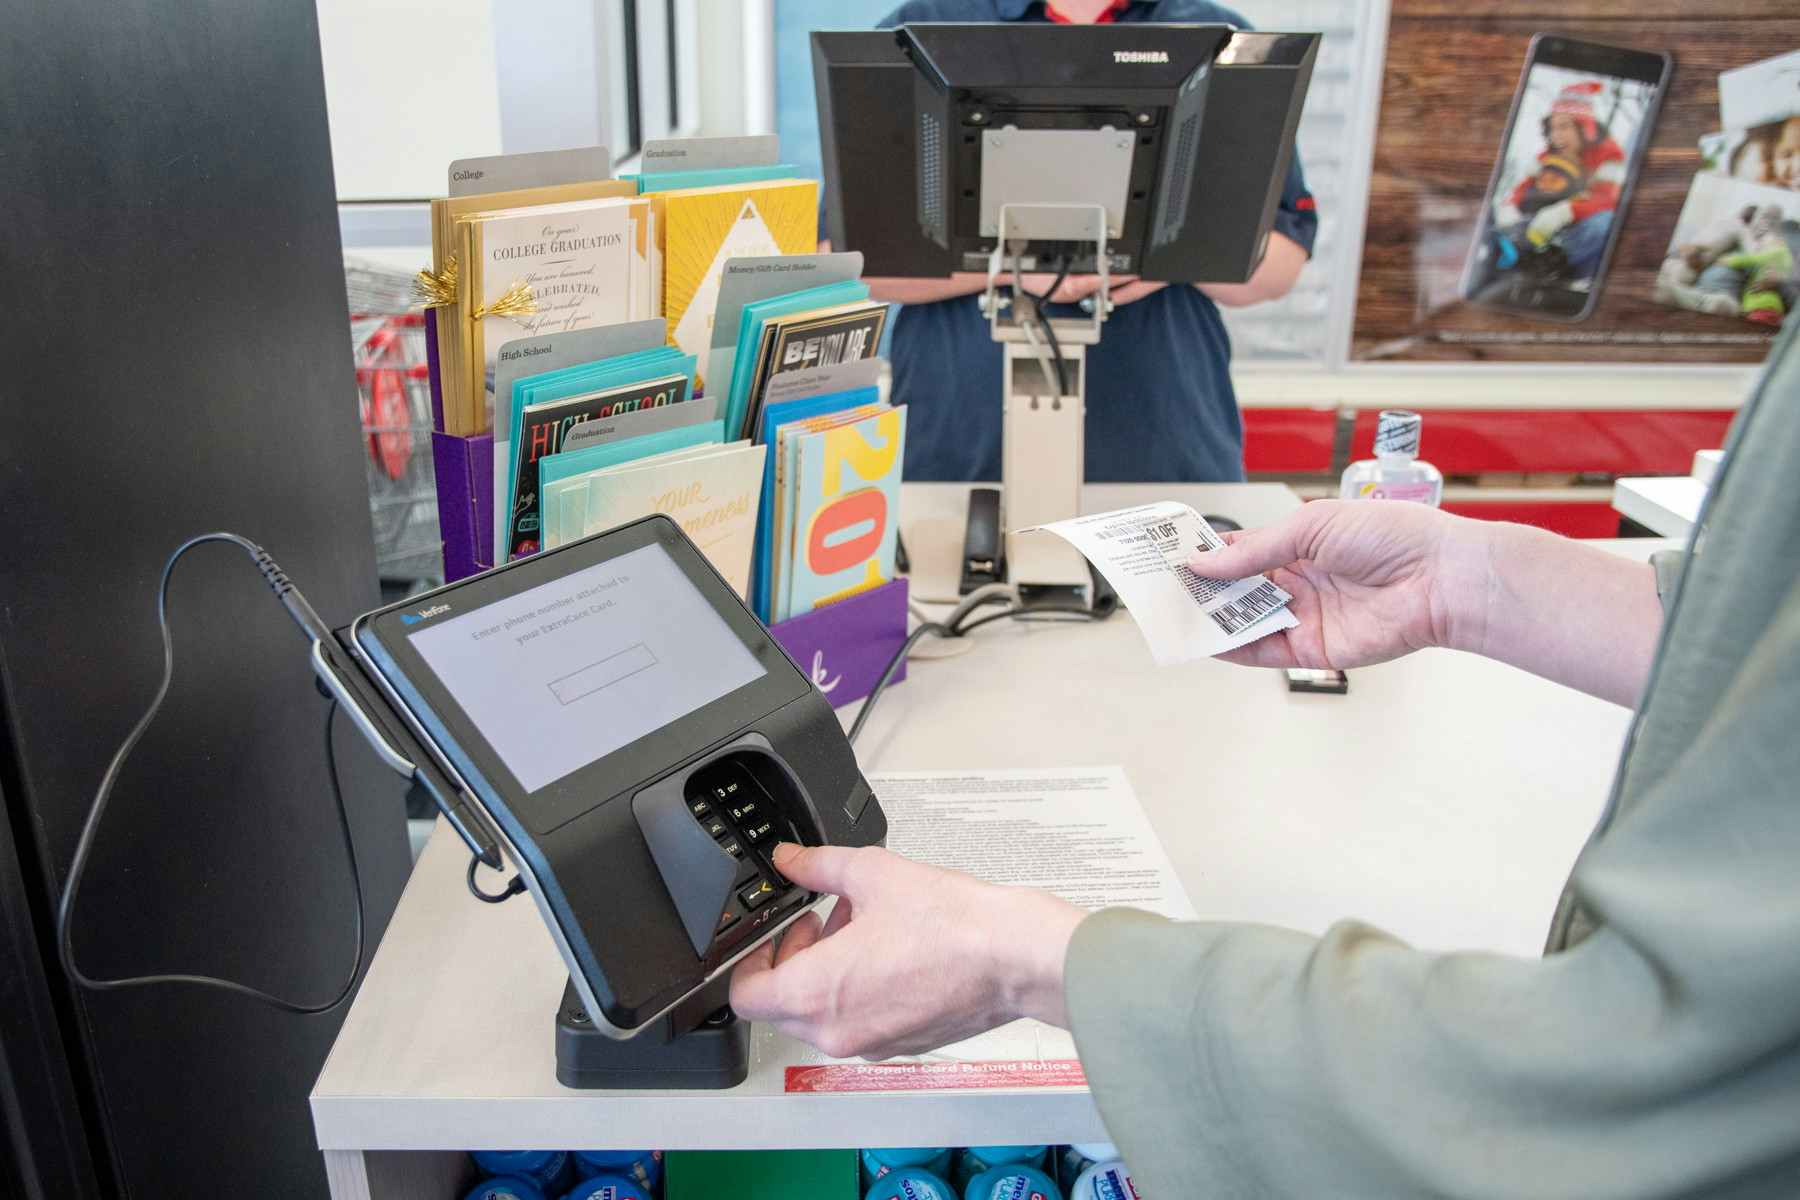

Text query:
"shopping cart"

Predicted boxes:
[[352, 307, 442, 597]]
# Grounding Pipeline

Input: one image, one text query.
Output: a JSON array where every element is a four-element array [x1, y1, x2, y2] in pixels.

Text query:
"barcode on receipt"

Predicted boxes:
[[1207, 580, 1287, 636]]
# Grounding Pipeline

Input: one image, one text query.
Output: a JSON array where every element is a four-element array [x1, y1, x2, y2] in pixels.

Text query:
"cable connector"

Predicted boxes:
[[246, 540, 335, 646], [169, 532, 337, 647], [467, 856, 527, 904]]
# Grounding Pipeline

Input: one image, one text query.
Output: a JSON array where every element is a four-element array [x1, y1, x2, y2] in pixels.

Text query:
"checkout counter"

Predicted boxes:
[[308, 481, 1662, 1200]]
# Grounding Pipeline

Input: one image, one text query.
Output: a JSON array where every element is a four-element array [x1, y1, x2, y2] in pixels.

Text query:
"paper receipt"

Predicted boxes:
[[1019, 501, 1297, 665]]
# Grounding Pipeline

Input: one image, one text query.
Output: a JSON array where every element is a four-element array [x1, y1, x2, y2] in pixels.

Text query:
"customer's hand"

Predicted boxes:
[[730, 844, 1082, 1060], [1188, 500, 1489, 671]]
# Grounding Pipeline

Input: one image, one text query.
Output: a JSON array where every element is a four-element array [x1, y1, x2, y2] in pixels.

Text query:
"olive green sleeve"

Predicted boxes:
[[1063, 325, 1800, 1198], [1064, 583, 1800, 1198]]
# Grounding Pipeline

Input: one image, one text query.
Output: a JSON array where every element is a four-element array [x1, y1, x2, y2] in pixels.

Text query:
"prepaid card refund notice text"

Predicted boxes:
[[1021, 501, 1297, 665]]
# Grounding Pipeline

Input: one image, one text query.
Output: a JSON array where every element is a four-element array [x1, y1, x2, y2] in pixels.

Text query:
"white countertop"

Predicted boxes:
[[311, 484, 1659, 1153]]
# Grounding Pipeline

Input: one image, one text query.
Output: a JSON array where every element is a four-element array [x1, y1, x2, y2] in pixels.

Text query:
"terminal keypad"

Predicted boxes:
[[683, 761, 804, 958]]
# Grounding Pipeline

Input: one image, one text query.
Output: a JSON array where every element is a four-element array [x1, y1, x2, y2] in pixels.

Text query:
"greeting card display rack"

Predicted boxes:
[[423, 309, 908, 708]]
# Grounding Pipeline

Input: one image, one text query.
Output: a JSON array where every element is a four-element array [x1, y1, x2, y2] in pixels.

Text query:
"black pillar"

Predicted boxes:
[[0, 1, 414, 1195]]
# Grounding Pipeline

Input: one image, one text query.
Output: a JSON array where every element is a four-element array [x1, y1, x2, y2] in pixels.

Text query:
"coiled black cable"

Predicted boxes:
[[55, 534, 365, 1014]]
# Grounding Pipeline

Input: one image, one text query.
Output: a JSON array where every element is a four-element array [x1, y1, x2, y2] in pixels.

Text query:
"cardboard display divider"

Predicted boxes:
[[767, 577, 908, 710]]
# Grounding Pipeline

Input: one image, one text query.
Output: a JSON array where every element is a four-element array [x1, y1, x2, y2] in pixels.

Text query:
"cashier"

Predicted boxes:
[[853, 0, 1317, 483], [733, 325, 1800, 1192]]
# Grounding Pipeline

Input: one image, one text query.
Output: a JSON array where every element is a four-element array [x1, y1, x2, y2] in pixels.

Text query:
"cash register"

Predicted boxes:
[[313, 514, 888, 1088]]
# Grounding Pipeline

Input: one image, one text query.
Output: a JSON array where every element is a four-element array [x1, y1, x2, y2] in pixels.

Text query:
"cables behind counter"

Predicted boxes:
[[1017, 256, 1073, 399], [855, 255, 1101, 745], [846, 581, 1115, 747]]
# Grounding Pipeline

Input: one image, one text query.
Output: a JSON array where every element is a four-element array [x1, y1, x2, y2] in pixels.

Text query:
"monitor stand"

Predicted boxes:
[[554, 978, 751, 1090], [965, 203, 1112, 607]]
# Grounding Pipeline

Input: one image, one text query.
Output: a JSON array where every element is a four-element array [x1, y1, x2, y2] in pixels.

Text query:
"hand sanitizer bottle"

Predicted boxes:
[[1340, 409, 1442, 505]]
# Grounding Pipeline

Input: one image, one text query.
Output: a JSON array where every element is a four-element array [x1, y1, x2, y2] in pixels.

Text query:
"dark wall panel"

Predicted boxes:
[[0, 779, 103, 1200], [0, 1, 413, 1196]]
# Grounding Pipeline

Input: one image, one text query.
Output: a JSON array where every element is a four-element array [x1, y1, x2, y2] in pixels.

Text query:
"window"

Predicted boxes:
[[1218, 0, 1381, 365], [602, 0, 703, 165]]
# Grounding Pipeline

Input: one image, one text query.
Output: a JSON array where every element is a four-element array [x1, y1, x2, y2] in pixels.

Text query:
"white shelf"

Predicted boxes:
[[1613, 476, 1706, 539], [1234, 366, 1750, 411], [1289, 483, 1618, 504]]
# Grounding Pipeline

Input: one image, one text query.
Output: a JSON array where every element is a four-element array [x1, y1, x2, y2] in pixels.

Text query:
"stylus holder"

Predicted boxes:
[[555, 975, 750, 1089]]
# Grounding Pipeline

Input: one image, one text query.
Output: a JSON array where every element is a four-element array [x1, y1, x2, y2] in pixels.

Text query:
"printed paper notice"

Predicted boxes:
[[877, 766, 1196, 917], [782, 767, 1194, 1089], [1020, 501, 1297, 665]]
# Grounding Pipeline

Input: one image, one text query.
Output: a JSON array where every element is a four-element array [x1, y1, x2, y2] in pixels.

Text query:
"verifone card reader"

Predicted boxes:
[[313, 515, 886, 1080]]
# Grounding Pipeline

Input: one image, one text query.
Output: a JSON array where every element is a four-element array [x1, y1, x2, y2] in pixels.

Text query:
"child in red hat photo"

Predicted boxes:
[[1462, 54, 1662, 320], [1488, 80, 1629, 286]]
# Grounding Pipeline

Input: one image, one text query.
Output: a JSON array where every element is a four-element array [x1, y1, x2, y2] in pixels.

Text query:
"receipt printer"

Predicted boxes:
[[311, 515, 886, 1075]]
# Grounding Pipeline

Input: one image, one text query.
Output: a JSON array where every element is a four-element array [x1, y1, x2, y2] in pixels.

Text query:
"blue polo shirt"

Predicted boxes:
[[873, 0, 1317, 482]]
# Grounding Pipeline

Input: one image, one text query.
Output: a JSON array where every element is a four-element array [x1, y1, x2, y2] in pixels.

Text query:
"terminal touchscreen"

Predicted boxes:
[[339, 515, 886, 1044], [401, 543, 767, 795]]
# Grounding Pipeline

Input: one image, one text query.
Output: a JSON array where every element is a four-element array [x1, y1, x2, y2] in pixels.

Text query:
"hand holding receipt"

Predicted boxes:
[[1018, 502, 1298, 665]]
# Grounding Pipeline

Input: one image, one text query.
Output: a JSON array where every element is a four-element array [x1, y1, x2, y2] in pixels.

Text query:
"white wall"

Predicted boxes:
[[736, 0, 776, 137], [491, 0, 610, 158], [319, 0, 764, 204], [696, 4, 745, 137], [317, 0, 503, 200]]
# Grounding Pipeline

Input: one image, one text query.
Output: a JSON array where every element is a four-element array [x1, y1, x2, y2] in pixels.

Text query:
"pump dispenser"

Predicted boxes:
[[1340, 409, 1443, 506]]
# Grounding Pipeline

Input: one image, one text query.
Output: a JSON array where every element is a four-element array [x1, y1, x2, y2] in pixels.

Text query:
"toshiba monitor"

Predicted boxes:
[[812, 22, 1319, 282]]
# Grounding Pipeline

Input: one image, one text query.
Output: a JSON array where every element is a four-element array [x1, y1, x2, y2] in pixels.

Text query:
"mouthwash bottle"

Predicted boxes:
[[1340, 410, 1442, 506], [954, 1146, 1049, 1191], [571, 1150, 660, 1191], [470, 1151, 573, 1193], [863, 1148, 955, 1191]]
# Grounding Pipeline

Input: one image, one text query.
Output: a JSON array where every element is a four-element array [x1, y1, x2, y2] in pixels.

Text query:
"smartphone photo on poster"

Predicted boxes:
[[1461, 36, 1671, 322]]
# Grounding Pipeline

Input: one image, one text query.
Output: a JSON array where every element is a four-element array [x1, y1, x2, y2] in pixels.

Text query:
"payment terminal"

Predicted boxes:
[[312, 515, 887, 1086]]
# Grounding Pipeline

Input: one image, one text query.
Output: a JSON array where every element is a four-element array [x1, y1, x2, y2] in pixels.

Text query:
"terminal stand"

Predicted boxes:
[[970, 201, 1114, 607], [556, 976, 750, 1090]]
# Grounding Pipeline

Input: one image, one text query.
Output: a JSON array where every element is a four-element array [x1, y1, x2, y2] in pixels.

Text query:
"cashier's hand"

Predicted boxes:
[[730, 844, 1083, 1060], [1188, 500, 1487, 671], [1017, 274, 1164, 307]]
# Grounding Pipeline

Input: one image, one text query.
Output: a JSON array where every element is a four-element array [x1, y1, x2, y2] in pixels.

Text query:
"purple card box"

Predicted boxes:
[[769, 577, 908, 709], [432, 431, 494, 583], [425, 309, 500, 583]]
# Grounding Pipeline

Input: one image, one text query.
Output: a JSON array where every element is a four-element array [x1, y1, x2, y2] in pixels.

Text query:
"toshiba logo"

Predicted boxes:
[[1114, 50, 1170, 63]]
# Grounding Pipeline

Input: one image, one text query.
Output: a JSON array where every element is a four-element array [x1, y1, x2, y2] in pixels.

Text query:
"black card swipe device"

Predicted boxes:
[[321, 515, 886, 1043]]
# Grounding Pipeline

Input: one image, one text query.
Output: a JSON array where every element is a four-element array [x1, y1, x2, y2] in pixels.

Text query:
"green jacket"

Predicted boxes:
[[1066, 321, 1800, 1197]]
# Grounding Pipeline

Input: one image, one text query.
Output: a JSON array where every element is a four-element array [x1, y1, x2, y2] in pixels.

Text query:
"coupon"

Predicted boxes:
[[1018, 501, 1297, 665]]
